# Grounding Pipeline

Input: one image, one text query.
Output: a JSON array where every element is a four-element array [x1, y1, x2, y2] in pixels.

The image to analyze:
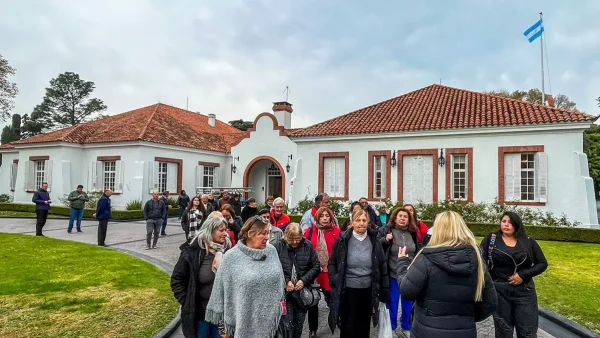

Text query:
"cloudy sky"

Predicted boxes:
[[1, 0, 599, 128]]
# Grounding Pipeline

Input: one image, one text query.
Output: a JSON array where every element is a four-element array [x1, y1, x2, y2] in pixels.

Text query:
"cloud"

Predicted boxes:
[[1, 0, 599, 133]]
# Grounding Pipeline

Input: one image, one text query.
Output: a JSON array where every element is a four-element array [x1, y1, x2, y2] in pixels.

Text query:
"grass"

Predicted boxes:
[[0, 211, 64, 218], [476, 237, 600, 334], [0, 233, 179, 338]]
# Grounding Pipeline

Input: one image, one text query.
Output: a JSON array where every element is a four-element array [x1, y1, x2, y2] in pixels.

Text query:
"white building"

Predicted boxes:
[[1, 84, 598, 227]]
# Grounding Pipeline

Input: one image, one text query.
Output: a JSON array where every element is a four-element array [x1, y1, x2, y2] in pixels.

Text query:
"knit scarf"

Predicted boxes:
[[315, 223, 331, 272], [205, 242, 285, 338], [188, 209, 204, 239]]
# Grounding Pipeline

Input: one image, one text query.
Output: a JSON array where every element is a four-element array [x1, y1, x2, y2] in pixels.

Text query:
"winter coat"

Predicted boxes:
[[366, 205, 382, 228], [300, 206, 339, 231], [144, 199, 166, 220], [231, 200, 242, 218], [177, 194, 190, 208], [68, 190, 89, 210], [228, 216, 243, 241], [171, 240, 228, 338], [270, 209, 291, 231], [304, 224, 341, 291], [415, 221, 429, 244], [274, 238, 320, 288], [95, 194, 111, 220], [240, 206, 258, 222], [327, 228, 390, 334], [32, 189, 51, 211], [378, 224, 419, 271], [400, 246, 498, 338]]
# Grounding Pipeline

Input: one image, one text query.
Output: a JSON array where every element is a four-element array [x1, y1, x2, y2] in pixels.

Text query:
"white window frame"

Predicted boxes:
[[34, 161, 45, 190], [24, 160, 52, 192], [323, 157, 345, 198], [373, 155, 386, 198], [520, 153, 535, 202], [504, 152, 548, 203], [158, 162, 168, 193], [203, 166, 215, 188], [451, 154, 468, 200], [89, 160, 123, 193], [103, 161, 117, 191]]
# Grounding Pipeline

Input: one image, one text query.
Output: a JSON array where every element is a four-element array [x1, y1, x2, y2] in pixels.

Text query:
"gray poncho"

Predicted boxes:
[[206, 241, 285, 337]]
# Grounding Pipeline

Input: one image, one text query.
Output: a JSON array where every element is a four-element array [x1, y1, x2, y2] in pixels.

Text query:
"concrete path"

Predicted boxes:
[[0, 217, 554, 338]]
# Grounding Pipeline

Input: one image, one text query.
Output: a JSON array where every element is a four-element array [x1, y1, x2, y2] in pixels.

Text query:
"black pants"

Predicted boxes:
[[308, 290, 331, 331], [35, 210, 48, 235], [287, 299, 307, 338], [340, 287, 372, 338], [97, 219, 109, 246], [493, 282, 539, 338]]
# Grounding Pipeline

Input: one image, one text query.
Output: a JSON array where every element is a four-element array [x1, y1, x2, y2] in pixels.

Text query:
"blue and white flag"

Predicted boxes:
[[524, 19, 544, 43]]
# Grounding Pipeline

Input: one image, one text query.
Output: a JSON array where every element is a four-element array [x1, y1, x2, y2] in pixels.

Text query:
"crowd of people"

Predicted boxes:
[[166, 191, 548, 338]]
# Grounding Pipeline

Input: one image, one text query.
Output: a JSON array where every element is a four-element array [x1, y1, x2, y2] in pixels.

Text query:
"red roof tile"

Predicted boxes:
[[0, 143, 15, 149], [288, 84, 598, 138], [11, 104, 244, 152]]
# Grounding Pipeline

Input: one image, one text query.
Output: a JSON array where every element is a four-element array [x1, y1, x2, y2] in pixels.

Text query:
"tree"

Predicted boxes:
[[596, 96, 599, 107], [228, 119, 253, 131], [30, 72, 106, 130], [21, 105, 49, 138], [0, 113, 22, 144], [584, 124, 600, 199], [0, 54, 19, 122], [486, 88, 578, 111]]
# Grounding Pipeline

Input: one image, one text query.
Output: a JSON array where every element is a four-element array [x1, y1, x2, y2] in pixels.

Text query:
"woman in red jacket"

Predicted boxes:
[[304, 207, 340, 338], [404, 204, 429, 244]]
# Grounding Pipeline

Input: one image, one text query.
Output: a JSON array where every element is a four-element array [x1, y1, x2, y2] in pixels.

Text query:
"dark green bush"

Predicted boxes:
[[126, 199, 143, 210], [287, 195, 349, 217], [0, 194, 11, 203], [0, 203, 178, 220]]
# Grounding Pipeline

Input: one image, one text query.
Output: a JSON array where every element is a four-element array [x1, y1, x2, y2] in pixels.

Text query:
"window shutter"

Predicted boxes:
[[167, 163, 178, 192], [423, 156, 434, 204], [535, 152, 548, 203], [380, 156, 386, 198], [24, 161, 34, 191], [214, 166, 221, 187], [402, 156, 412, 204], [96, 161, 104, 192], [114, 160, 124, 193], [336, 157, 345, 197], [147, 161, 157, 193], [9, 163, 17, 191], [196, 165, 204, 190], [44, 160, 53, 192], [88, 161, 97, 191], [504, 154, 521, 201], [323, 159, 332, 196]]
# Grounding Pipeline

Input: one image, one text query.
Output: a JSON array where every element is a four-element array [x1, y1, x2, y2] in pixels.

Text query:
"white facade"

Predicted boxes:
[[0, 109, 597, 228]]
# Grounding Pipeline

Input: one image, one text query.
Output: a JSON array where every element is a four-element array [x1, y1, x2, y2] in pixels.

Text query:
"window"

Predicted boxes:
[[452, 154, 467, 200], [373, 156, 386, 198], [103, 161, 117, 191], [323, 157, 345, 198], [203, 166, 215, 187], [34, 161, 45, 189], [149, 158, 180, 194], [501, 146, 548, 204], [158, 162, 168, 193]]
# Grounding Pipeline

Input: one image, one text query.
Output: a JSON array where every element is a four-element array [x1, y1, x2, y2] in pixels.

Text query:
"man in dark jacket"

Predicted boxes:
[[176, 190, 190, 220], [94, 189, 112, 247], [359, 197, 382, 229], [144, 191, 166, 249], [32, 182, 51, 236], [159, 191, 171, 236], [67, 184, 89, 233]]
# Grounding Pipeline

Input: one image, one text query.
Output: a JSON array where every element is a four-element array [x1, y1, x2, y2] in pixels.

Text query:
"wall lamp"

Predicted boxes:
[[286, 154, 293, 173], [390, 150, 397, 167], [231, 156, 239, 174], [438, 149, 445, 167]]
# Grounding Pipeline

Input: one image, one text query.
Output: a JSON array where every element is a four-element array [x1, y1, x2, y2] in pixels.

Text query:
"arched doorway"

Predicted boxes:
[[243, 156, 286, 204]]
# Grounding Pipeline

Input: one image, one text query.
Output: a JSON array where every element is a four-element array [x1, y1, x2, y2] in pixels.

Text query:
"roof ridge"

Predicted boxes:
[[138, 103, 161, 140]]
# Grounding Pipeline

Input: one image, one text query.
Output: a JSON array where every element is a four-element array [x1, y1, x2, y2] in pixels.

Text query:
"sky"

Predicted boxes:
[[1, 0, 599, 129]]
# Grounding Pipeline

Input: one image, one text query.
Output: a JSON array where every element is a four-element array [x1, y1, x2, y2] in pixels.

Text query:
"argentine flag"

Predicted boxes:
[[524, 20, 544, 42]]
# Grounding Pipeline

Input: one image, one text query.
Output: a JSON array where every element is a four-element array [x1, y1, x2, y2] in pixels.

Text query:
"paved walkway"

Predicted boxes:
[[0, 218, 554, 338]]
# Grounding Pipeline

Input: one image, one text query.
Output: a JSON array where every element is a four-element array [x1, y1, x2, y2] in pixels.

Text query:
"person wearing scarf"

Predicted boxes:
[[404, 204, 430, 244], [180, 196, 207, 241], [304, 207, 341, 338], [205, 216, 285, 338], [171, 215, 232, 338]]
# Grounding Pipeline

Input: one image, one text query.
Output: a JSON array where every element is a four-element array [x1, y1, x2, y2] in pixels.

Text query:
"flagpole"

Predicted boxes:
[[540, 12, 545, 106]]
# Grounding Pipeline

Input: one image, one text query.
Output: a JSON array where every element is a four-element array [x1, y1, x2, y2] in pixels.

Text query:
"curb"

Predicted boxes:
[[539, 306, 599, 338]]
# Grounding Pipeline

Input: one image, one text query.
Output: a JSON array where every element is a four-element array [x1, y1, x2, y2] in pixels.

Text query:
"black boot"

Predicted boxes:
[[309, 331, 317, 338]]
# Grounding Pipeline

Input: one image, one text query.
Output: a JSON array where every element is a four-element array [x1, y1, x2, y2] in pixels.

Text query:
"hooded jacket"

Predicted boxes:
[[400, 246, 497, 338]]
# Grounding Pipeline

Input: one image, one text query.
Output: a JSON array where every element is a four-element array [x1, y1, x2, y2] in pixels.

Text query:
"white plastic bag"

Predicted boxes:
[[378, 302, 394, 338]]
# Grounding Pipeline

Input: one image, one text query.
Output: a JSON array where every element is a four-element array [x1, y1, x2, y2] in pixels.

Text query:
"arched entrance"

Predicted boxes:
[[243, 156, 286, 204]]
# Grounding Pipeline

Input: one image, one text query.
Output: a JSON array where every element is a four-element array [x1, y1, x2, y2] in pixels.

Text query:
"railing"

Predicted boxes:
[[195, 187, 253, 196]]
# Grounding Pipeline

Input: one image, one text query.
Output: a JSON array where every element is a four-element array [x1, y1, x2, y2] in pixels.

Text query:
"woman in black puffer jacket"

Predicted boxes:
[[274, 223, 320, 338], [400, 211, 497, 338]]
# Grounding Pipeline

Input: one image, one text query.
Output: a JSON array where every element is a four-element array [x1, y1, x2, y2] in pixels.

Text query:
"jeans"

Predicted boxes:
[[35, 210, 48, 235], [179, 206, 184, 218], [161, 215, 168, 234], [196, 320, 219, 338], [146, 219, 162, 247], [493, 282, 539, 338], [68, 208, 84, 232], [388, 276, 413, 330]]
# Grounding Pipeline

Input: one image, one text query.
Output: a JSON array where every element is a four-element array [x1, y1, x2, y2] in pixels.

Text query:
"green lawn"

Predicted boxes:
[[476, 237, 600, 334], [0, 233, 179, 338], [0, 211, 64, 218]]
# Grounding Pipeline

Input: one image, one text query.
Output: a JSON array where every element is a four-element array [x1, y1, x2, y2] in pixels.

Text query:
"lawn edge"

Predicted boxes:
[[539, 306, 599, 338]]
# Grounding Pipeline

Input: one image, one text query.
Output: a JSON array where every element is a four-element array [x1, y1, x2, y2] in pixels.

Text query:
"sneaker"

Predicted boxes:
[[152, 245, 157, 249], [145, 246, 151, 250], [77, 230, 83, 233], [160, 233, 167, 237], [67, 231, 72, 234]]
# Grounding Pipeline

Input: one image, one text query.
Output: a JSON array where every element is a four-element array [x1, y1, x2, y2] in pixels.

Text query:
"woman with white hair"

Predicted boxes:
[[171, 215, 232, 338]]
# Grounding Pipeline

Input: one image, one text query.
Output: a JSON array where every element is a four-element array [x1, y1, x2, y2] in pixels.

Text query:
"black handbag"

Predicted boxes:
[[275, 314, 292, 338], [299, 284, 321, 308]]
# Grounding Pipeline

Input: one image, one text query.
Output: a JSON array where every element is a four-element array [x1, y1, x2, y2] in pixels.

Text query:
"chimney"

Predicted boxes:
[[545, 94, 555, 108], [272, 101, 293, 129], [208, 113, 216, 127]]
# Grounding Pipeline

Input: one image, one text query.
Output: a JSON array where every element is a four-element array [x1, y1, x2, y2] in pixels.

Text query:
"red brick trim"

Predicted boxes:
[[198, 161, 220, 167], [318, 152, 350, 200], [231, 112, 286, 147], [155, 157, 183, 195], [97, 156, 121, 161], [13, 159, 18, 164], [368, 150, 392, 200], [444, 148, 474, 202], [29, 156, 49, 161], [397, 149, 439, 204], [498, 145, 545, 205], [243, 156, 286, 200]]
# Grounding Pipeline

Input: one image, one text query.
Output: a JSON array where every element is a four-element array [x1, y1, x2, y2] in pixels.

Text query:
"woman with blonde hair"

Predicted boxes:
[[400, 211, 497, 338]]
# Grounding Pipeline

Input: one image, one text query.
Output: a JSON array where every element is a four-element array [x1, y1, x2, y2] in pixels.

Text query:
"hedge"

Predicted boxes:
[[288, 215, 600, 244], [0, 203, 179, 221]]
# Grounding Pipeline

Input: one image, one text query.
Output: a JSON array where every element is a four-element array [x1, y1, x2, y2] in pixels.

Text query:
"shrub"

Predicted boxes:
[[126, 199, 143, 210], [57, 191, 103, 209], [0, 202, 179, 220], [287, 195, 349, 217], [0, 194, 11, 203], [167, 197, 178, 208]]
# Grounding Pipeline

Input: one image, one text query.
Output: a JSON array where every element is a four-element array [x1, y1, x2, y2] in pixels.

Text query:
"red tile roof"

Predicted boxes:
[[0, 143, 15, 149], [288, 84, 598, 138], [11, 104, 244, 152]]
